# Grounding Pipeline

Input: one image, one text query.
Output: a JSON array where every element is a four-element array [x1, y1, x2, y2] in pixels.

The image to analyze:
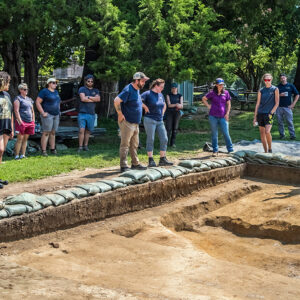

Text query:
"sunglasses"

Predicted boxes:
[[86, 80, 94, 83], [50, 82, 57, 84], [21, 88, 28, 91], [264, 79, 271, 82]]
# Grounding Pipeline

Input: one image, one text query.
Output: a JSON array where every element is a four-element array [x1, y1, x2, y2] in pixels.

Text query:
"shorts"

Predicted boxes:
[[15, 120, 35, 135], [78, 113, 95, 132], [257, 113, 274, 127], [41, 113, 60, 132]]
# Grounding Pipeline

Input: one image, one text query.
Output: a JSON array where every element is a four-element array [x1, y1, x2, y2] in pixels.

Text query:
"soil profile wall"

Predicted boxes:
[[0, 164, 246, 242]]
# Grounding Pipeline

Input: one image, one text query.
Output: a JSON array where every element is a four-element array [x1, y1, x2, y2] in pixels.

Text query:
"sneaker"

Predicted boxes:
[[0, 183, 3, 189], [15, 155, 20, 160], [78, 147, 83, 153], [268, 149, 272, 153], [158, 157, 173, 166], [0, 179, 8, 185], [131, 164, 147, 170], [280, 135, 285, 140], [42, 150, 48, 157], [148, 158, 157, 167], [120, 166, 130, 172], [50, 149, 57, 155], [290, 136, 296, 140], [83, 146, 89, 151], [20, 155, 26, 159], [212, 152, 218, 157], [170, 144, 176, 148]]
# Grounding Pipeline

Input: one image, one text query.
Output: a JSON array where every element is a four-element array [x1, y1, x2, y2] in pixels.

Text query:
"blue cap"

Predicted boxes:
[[171, 83, 178, 88], [84, 74, 94, 81], [215, 78, 224, 84]]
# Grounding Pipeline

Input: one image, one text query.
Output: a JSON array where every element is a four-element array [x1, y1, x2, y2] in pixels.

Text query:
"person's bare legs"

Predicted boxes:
[[78, 128, 85, 147], [259, 126, 268, 152], [41, 131, 50, 151], [0, 135, 4, 164], [160, 150, 166, 158], [14, 134, 24, 156], [21, 134, 30, 156], [265, 125, 272, 152], [49, 130, 56, 150], [83, 130, 91, 147]]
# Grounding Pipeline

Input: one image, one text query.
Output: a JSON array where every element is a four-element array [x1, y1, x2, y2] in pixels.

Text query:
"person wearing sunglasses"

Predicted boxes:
[[253, 73, 279, 153], [202, 78, 233, 156], [13, 83, 35, 159], [77, 74, 100, 152], [36, 77, 61, 156]]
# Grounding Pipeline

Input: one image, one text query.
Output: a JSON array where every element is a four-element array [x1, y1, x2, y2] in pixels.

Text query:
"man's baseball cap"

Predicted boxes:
[[47, 78, 58, 84], [171, 83, 178, 88], [215, 78, 225, 84], [85, 74, 94, 81], [133, 72, 149, 81], [279, 73, 287, 77]]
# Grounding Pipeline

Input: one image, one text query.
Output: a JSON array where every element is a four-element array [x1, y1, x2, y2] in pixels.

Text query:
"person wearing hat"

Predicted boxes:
[[253, 73, 279, 153], [202, 78, 233, 156], [114, 72, 149, 172], [13, 83, 35, 159], [36, 77, 61, 156], [276, 73, 299, 140], [165, 82, 183, 148], [77, 74, 100, 152]]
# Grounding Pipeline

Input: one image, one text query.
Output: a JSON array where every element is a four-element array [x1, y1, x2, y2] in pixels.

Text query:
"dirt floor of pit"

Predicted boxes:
[[1, 178, 300, 299]]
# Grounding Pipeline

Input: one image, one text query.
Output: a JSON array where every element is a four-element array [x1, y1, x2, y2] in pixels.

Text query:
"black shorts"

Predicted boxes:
[[257, 113, 274, 127]]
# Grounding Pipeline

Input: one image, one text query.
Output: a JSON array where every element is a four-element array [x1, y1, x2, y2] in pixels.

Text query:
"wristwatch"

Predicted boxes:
[[88, 96, 90, 99]]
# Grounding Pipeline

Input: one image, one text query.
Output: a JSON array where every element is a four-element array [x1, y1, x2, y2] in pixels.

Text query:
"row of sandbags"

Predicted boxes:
[[0, 156, 245, 220], [233, 150, 300, 167]]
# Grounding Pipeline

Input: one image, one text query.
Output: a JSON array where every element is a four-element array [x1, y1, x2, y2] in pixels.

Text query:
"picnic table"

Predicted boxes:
[[239, 91, 257, 110]]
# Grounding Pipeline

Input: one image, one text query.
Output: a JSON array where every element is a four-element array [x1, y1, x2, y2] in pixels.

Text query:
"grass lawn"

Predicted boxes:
[[1, 103, 299, 183]]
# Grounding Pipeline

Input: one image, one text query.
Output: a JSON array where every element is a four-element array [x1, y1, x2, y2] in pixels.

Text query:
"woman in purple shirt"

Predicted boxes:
[[202, 78, 233, 156]]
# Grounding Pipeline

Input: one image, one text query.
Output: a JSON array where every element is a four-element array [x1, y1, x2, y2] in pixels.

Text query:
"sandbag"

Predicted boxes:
[[178, 160, 202, 169], [54, 190, 76, 201], [0, 201, 4, 210], [223, 158, 237, 166], [232, 150, 246, 158], [121, 170, 150, 184], [215, 159, 229, 167], [230, 156, 244, 163], [173, 166, 191, 174], [68, 188, 89, 198], [4, 192, 37, 207], [210, 161, 222, 168], [36, 195, 53, 207], [150, 167, 171, 178], [168, 167, 184, 178], [200, 162, 212, 170], [89, 182, 112, 192], [76, 184, 100, 195], [0, 209, 8, 219], [143, 169, 162, 182], [98, 179, 126, 190], [112, 176, 135, 185], [45, 193, 68, 206], [254, 153, 273, 161], [243, 150, 257, 158], [5, 204, 27, 217]]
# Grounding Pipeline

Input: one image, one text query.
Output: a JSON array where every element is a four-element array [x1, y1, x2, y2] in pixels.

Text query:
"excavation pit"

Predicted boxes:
[[1, 163, 300, 299]]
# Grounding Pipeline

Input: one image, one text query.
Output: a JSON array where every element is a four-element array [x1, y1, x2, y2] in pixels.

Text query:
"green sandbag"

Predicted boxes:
[[271, 153, 288, 163], [98, 179, 126, 190], [5, 204, 27, 217], [45, 193, 68, 206], [173, 165, 191, 174], [230, 156, 244, 163], [168, 167, 184, 178], [200, 162, 212, 170], [151, 167, 171, 178], [178, 160, 202, 168], [223, 158, 237, 166], [112, 176, 135, 185], [4, 192, 37, 207], [232, 150, 246, 158], [0, 201, 4, 210], [76, 184, 100, 195], [0, 209, 8, 219], [254, 153, 273, 161], [143, 169, 162, 181], [89, 182, 112, 192], [54, 190, 76, 201], [211, 161, 222, 168], [215, 159, 229, 167], [244, 150, 257, 158], [36, 195, 53, 207], [68, 188, 89, 198], [121, 170, 150, 184]]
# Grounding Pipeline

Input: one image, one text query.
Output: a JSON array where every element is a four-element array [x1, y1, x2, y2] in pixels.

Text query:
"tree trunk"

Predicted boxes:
[[294, 51, 300, 92], [0, 42, 21, 99], [23, 36, 39, 100]]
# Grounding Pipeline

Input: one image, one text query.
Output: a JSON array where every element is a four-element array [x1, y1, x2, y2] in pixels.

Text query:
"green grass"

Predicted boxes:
[[1, 107, 299, 184]]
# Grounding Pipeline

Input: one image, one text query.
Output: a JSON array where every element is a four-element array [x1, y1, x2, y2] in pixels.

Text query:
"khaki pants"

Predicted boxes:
[[118, 120, 140, 168]]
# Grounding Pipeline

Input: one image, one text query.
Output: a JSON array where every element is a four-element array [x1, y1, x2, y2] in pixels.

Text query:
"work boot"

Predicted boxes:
[[120, 166, 130, 172], [0, 183, 3, 189], [83, 145, 89, 151], [0, 179, 8, 185], [131, 164, 147, 170], [148, 157, 157, 167], [290, 136, 296, 140], [158, 157, 173, 166]]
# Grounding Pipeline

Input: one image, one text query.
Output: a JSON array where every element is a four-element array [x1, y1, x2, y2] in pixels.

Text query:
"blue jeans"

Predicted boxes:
[[208, 115, 233, 153], [143, 117, 168, 152], [276, 107, 295, 138]]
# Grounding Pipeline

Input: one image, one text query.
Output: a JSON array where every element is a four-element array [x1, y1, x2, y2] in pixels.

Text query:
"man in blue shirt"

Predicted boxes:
[[114, 72, 149, 172], [276, 73, 299, 140], [78, 74, 100, 151]]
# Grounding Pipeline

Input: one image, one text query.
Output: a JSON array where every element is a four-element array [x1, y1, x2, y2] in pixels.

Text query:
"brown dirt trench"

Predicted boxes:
[[1, 163, 300, 299]]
